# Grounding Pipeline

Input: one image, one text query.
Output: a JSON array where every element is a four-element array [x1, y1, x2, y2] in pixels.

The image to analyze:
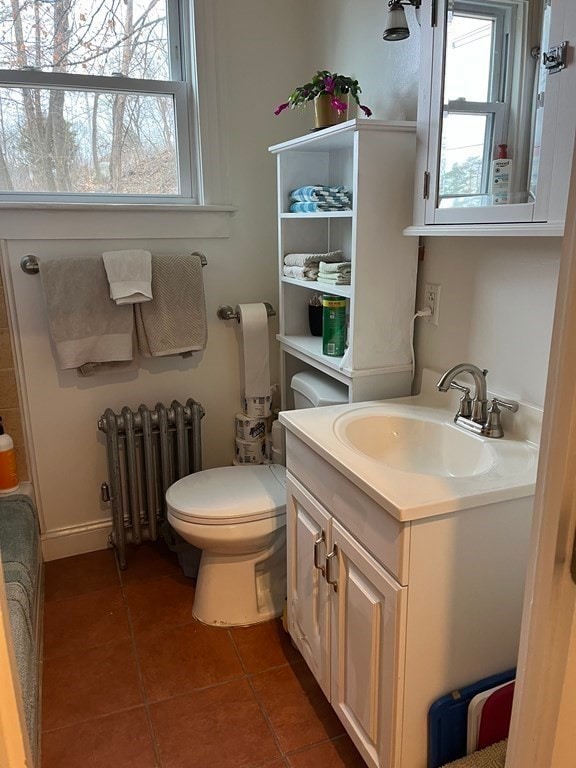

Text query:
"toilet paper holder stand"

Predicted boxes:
[[217, 302, 276, 322]]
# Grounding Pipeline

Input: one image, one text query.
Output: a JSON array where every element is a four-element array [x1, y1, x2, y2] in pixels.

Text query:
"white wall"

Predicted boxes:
[[1, 0, 317, 557], [308, 0, 420, 121], [414, 237, 561, 406]]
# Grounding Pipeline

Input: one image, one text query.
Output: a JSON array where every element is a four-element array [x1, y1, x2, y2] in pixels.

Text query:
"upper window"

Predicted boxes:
[[0, 0, 196, 202], [439, 1, 513, 207]]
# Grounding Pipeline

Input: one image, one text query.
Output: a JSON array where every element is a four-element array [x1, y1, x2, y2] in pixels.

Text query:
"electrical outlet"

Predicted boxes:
[[424, 283, 441, 325]]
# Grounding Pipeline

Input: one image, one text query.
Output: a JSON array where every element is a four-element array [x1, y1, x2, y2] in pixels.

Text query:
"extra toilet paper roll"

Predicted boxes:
[[235, 437, 265, 465], [235, 413, 267, 442], [237, 303, 271, 401]]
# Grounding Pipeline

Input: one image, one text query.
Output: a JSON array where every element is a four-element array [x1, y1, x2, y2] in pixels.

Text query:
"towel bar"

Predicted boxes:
[[217, 302, 276, 322], [20, 251, 208, 275]]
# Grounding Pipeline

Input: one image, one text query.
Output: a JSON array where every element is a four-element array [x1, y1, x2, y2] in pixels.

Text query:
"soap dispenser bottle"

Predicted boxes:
[[0, 417, 19, 494]]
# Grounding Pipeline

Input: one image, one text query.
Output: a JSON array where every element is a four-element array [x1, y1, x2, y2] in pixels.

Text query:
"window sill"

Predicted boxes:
[[0, 204, 237, 240]]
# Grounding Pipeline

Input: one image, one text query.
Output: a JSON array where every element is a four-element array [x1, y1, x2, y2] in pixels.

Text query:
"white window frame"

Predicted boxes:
[[0, 0, 200, 206]]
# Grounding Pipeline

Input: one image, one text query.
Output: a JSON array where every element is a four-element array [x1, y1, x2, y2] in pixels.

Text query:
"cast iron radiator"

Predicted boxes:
[[98, 399, 204, 569]]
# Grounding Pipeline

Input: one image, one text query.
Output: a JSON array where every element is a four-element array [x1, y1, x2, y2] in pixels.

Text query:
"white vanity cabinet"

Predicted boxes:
[[284, 430, 533, 768], [287, 474, 407, 768]]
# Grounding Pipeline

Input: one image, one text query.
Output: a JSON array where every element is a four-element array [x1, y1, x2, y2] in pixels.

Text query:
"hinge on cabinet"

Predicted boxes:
[[571, 528, 576, 585], [543, 41, 569, 74], [423, 171, 431, 200], [431, 0, 437, 27]]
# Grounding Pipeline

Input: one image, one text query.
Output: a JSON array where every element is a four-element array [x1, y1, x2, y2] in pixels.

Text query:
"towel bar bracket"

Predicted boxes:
[[20, 251, 207, 276], [217, 302, 276, 322], [21, 255, 39, 275]]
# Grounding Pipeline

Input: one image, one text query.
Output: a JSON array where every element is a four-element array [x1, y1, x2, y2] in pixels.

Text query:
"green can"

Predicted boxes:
[[322, 295, 347, 356]]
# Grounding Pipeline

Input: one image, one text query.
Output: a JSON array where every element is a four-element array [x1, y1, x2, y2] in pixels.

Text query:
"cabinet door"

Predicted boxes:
[[286, 475, 331, 696], [329, 519, 407, 768]]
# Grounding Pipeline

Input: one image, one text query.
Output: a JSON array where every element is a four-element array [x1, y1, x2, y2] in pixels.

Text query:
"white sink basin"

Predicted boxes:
[[279, 370, 542, 521], [333, 405, 537, 485], [335, 413, 495, 477]]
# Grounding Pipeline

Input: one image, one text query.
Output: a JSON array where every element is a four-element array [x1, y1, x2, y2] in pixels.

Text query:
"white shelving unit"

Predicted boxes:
[[269, 119, 419, 406]]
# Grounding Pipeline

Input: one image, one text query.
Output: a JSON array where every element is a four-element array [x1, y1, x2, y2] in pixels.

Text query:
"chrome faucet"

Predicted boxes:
[[437, 363, 518, 438]]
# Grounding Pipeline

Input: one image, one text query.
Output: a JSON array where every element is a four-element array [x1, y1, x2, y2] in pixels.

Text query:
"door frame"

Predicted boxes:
[[506, 136, 576, 767]]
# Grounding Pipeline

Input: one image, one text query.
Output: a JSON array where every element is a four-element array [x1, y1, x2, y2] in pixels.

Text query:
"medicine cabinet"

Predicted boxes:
[[408, 0, 576, 236]]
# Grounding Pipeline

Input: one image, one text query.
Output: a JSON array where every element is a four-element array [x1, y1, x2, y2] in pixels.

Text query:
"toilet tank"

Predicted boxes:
[[290, 371, 349, 409]]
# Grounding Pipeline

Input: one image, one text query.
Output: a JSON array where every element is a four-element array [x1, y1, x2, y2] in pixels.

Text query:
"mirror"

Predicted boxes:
[[437, 0, 547, 210]]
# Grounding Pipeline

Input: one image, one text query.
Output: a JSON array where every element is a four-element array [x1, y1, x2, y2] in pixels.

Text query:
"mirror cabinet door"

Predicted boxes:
[[417, 0, 576, 229]]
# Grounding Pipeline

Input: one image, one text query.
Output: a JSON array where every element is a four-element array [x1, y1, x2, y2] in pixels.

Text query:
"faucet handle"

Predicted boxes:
[[484, 397, 519, 439], [491, 396, 519, 413], [446, 382, 473, 419]]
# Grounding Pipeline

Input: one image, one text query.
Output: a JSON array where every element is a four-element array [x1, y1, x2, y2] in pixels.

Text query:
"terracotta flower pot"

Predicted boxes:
[[314, 92, 350, 129]]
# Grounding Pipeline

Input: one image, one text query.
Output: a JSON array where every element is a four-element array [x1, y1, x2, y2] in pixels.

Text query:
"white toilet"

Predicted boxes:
[[166, 371, 348, 626]]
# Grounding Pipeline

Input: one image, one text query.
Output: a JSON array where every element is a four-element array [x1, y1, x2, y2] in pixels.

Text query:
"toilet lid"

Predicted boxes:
[[166, 464, 287, 524]]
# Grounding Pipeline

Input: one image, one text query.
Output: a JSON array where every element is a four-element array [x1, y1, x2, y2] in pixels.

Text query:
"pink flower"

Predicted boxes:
[[323, 75, 335, 93], [360, 104, 373, 117], [274, 102, 290, 116], [331, 97, 348, 115]]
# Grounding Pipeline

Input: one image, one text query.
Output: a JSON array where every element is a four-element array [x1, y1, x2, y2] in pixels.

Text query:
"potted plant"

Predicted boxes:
[[275, 71, 373, 129]]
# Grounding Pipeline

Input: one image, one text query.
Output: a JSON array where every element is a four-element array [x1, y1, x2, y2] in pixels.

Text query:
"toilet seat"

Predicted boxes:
[[166, 464, 286, 525]]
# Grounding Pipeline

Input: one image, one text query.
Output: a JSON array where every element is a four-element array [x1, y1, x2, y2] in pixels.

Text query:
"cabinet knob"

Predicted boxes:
[[326, 545, 339, 592]]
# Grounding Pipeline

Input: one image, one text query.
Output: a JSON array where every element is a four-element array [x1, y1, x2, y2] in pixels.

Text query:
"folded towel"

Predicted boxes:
[[135, 253, 207, 357], [282, 265, 319, 281], [284, 251, 343, 267], [290, 201, 351, 213], [290, 193, 351, 205], [290, 185, 348, 199], [318, 261, 352, 274], [41, 255, 133, 371], [290, 192, 351, 204], [317, 274, 351, 285], [102, 249, 153, 305]]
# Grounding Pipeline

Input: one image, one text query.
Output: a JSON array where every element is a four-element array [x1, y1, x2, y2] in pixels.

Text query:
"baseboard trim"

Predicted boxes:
[[41, 519, 112, 561]]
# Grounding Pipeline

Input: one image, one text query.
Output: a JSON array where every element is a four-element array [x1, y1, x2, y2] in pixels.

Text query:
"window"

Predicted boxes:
[[0, 0, 196, 203], [439, 1, 514, 207]]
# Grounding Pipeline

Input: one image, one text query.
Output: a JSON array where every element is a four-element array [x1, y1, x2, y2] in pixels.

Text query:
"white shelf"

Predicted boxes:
[[404, 223, 564, 237], [278, 335, 411, 380], [281, 276, 352, 298], [281, 211, 353, 219], [269, 118, 417, 154], [278, 335, 348, 375], [272, 122, 419, 405]]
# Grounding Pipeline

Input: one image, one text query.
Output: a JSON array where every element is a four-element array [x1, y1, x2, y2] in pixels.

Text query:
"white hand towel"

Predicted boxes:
[[102, 249, 153, 305], [283, 250, 343, 267]]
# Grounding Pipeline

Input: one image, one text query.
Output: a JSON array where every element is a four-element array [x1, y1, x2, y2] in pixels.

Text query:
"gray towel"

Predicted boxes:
[[135, 253, 207, 357], [41, 256, 133, 370]]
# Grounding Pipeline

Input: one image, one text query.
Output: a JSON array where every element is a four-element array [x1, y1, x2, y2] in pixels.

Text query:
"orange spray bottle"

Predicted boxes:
[[0, 417, 19, 494]]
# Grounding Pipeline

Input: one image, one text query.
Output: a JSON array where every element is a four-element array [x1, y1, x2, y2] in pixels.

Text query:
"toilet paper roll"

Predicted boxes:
[[235, 436, 265, 465], [243, 395, 272, 418], [235, 413, 267, 442], [237, 303, 271, 401]]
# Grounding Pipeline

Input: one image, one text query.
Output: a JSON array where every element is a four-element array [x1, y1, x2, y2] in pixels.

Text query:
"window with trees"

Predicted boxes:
[[0, 0, 196, 202], [439, 0, 514, 207]]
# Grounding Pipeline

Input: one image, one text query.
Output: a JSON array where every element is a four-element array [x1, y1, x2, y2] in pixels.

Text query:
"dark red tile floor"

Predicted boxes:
[[41, 542, 366, 768]]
